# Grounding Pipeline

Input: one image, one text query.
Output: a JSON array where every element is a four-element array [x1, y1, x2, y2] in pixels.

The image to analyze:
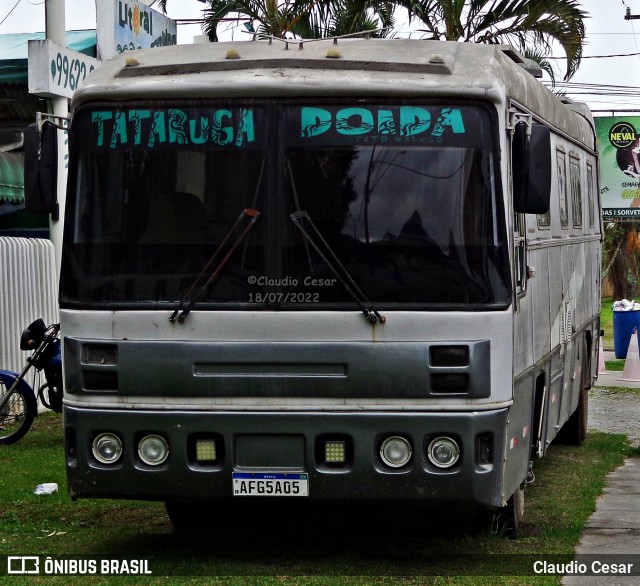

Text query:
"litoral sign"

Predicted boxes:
[[96, 0, 177, 61]]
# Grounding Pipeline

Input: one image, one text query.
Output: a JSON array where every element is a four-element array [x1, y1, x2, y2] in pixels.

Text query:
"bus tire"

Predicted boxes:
[[475, 484, 524, 538], [165, 501, 222, 532], [557, 384, 588, 446], [496, 485, 525, 538], [557, 338, 590, 446], [165, 501, 195, 531], [476, 485, 525, 538]]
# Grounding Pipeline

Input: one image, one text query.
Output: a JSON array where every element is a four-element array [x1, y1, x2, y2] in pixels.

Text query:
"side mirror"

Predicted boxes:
[[20, 318, 47, 350], [24, 121, 59, 219], [512, 122, 551, 214]]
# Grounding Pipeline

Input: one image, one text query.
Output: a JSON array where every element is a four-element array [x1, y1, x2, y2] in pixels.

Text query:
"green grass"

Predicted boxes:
[[605, 360, 624, 371], [0, 413, 637, 585], [591, 385, 640, 396]]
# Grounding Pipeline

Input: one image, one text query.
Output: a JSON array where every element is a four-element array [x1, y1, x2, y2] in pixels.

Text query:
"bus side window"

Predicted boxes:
[[536, 143, 552, 228], [587, 163, 595, 229], [570, 155, 582, 228], [557, 150, 568, 229]]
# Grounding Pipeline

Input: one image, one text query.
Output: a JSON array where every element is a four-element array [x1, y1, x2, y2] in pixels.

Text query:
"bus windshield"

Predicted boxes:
[[61, 100, 510, 310]]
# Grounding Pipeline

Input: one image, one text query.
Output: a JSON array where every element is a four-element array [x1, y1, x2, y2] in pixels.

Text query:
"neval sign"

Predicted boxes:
[[301, 106, 466, 138], [91, 109, 255, 148], [610, 121, 637, 149]]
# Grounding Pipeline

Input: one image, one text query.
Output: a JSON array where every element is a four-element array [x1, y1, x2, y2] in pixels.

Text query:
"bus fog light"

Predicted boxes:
[[325, 440, 346, 464], [380, 436, 412, 468], [92, 433, 123, 464], [195, 439, 217, 462], [428, 436, 460, 468], [138, 434, 169, 465]]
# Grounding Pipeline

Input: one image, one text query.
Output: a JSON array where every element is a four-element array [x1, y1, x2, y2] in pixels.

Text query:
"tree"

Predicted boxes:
[[522, 46, 558, 84], [152, 1, 587, 78], [151, 0, 394, 40], [603, 222, 640, 301], [395, 0, 587, 80]]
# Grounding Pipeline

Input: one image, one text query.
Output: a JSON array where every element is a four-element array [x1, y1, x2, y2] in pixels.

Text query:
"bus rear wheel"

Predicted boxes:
[[557, 384, 588, 445], [557, 338, 590, 446]]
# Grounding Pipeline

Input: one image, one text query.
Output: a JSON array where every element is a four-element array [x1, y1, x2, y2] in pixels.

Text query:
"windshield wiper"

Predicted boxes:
[[289, 211, 385, 325], [169, 208, 261, 323]]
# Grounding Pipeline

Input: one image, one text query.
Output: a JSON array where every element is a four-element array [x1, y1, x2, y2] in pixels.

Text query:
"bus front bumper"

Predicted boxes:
[[64, 406, 509, 509]]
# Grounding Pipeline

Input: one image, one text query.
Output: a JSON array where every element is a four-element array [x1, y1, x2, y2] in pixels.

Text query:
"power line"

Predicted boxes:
[[0, 0, 22, 28], [549, 52, 640, 59], [540, 78, 640, 107], [546, 81, 640, 90]]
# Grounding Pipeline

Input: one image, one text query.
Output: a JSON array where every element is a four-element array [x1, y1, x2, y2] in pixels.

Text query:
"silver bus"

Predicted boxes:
[[45, 38, 601, 531]]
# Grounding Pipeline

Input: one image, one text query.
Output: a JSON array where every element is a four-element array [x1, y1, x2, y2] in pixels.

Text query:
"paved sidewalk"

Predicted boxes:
[[561, 459, 640, 585], [560, 351, 640, 584], [595, 350, 640, 389]]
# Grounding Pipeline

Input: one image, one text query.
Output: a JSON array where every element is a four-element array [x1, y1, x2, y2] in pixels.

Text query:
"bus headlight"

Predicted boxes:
[[427, 436, 460, 468], [380, 436, 412, 468], [92, 433, 123, 464], [138, 434, 169, 465]]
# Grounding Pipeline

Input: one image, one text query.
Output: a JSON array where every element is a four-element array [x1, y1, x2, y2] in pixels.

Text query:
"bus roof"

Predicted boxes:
[[72, 38, 595, 149]]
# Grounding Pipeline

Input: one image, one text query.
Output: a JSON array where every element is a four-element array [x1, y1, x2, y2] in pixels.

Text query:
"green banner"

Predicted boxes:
[[595, 115, 640, 218]]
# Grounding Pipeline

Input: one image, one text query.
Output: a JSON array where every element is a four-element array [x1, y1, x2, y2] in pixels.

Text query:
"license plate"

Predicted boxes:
[[232, 472, 309, 497]]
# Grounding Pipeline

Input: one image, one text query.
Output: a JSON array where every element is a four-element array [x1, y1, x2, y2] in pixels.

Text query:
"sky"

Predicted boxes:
[[1, 0, 640, 113]]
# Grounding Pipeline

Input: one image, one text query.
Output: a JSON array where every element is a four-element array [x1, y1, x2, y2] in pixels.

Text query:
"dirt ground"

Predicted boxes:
[[587, 388, 640, 447]]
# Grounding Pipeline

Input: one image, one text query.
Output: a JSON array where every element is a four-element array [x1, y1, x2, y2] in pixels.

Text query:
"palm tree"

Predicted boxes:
[[396, 0, 587, 80], [522, 46, 559, 84], [151, 0, 394, 40], [151, 0, 587, 79], [202, 0, 393, 40]]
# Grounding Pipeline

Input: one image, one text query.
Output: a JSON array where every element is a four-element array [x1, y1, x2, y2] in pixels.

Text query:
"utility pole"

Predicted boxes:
[[45, 0, 67, 277]]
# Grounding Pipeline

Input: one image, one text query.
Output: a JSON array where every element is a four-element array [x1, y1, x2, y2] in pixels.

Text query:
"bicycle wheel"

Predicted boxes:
[[0, 376, 37, 444]]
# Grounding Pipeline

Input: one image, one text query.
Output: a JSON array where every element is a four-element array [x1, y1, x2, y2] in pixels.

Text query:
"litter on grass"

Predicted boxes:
[[34, 483, 58, 495]]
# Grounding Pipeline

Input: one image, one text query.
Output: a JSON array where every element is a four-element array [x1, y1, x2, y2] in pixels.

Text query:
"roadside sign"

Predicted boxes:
[[96, 0, 177, 61], [595, 115, 640, 219], [28, 39, 99, 99]]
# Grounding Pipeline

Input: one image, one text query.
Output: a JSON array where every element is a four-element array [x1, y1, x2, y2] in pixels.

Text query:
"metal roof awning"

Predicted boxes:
[[0, 30, 97, 84], [0, 31, 97, 132], [0, 151, 24, 204]]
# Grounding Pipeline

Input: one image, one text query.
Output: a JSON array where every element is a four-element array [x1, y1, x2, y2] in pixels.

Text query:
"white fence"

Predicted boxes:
[[0, 237, 58, 392]]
